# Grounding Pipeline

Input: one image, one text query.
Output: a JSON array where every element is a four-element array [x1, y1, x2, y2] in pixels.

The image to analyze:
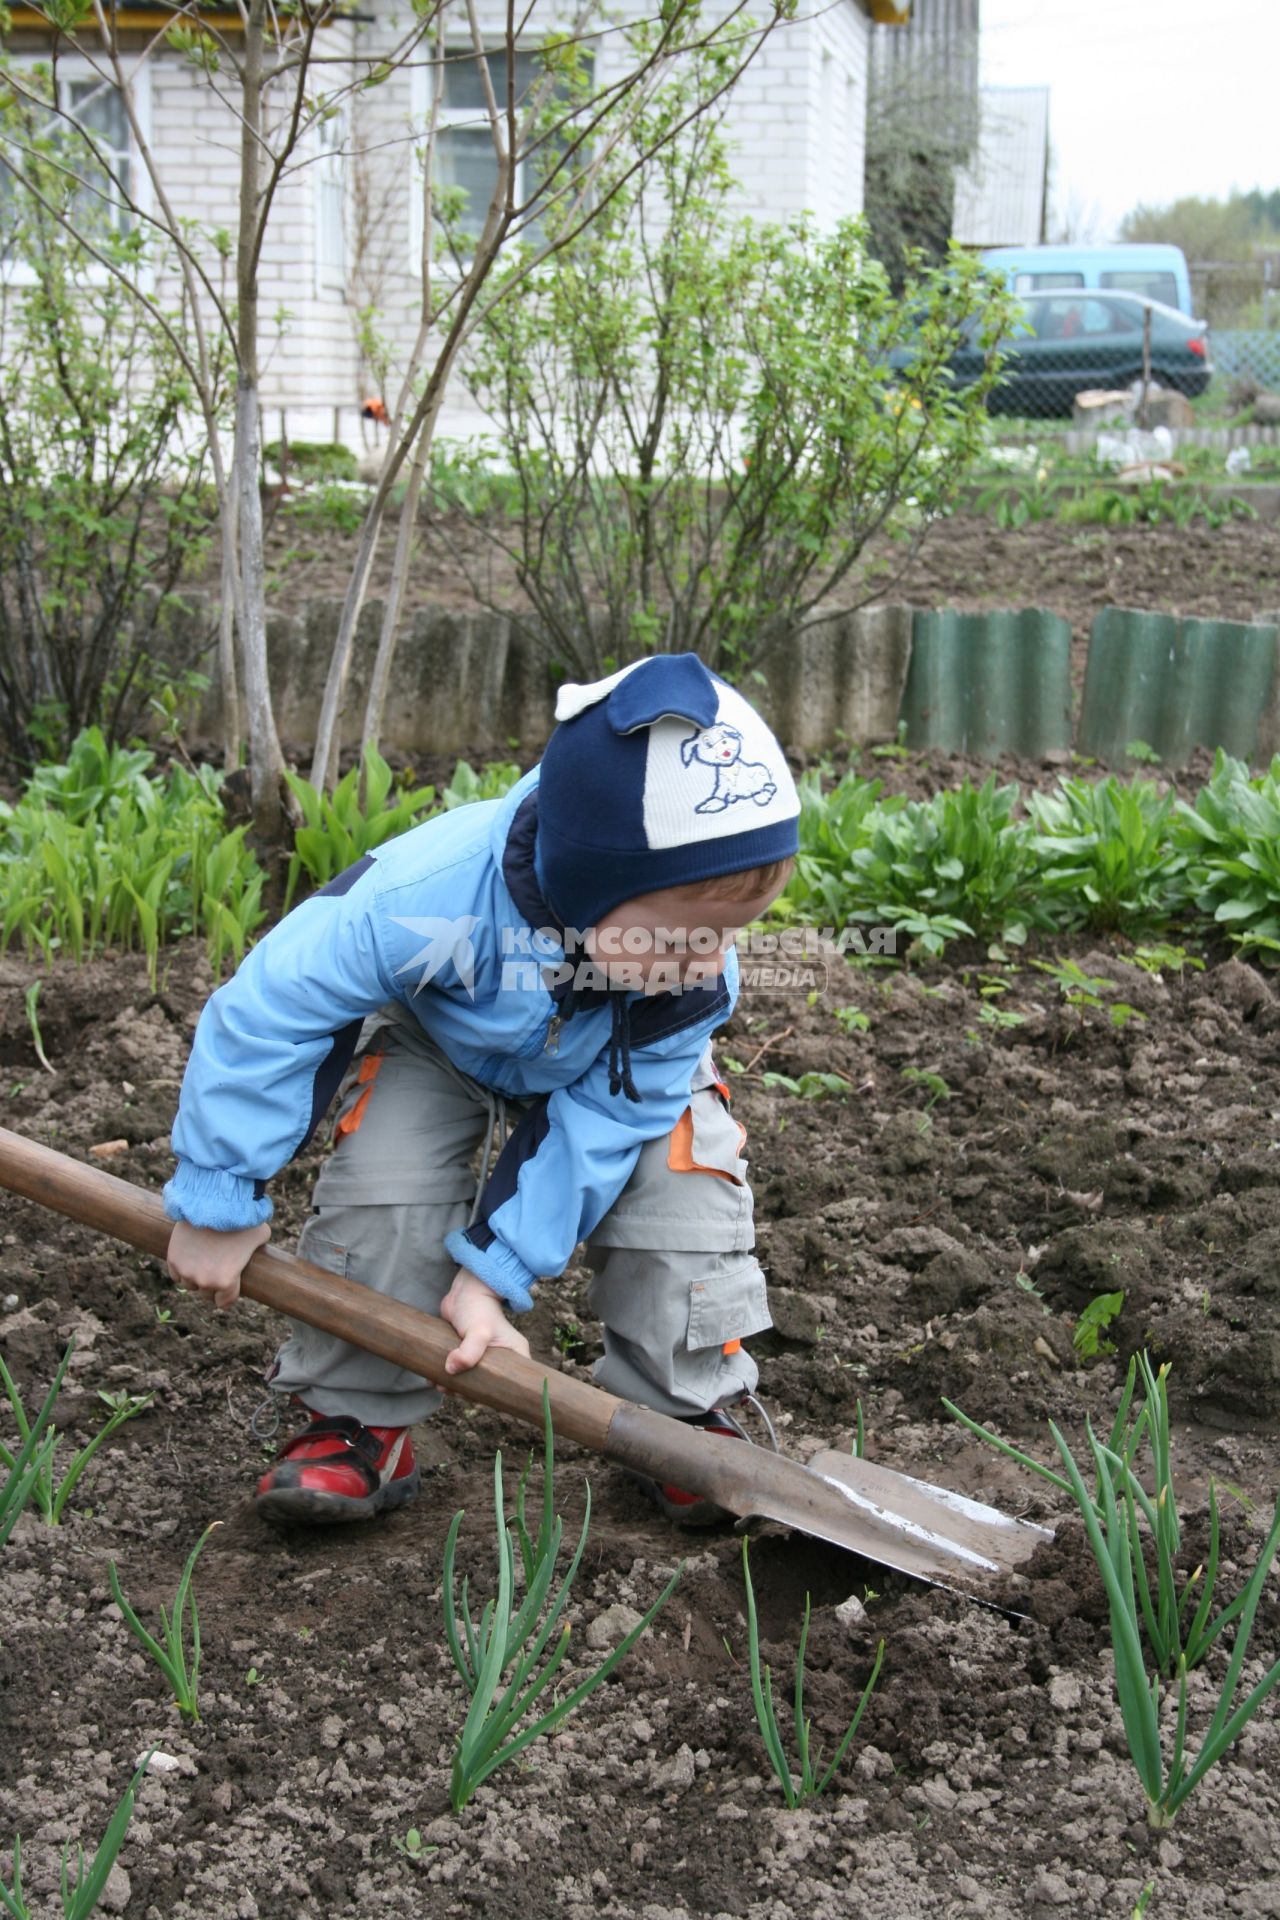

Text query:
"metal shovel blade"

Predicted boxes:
[[603, 1405, 1052, 1597], [799, 1449, 1053, 1593]]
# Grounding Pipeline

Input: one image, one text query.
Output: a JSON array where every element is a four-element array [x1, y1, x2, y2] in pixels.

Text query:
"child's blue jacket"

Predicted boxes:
[[164, 768, 736, 1311]]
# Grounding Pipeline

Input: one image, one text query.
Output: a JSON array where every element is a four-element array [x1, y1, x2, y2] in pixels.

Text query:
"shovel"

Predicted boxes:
[[0, 1126, 1050, 1598]]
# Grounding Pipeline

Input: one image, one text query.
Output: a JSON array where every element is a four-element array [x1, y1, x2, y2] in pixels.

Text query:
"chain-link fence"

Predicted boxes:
[[968, 290, 1212, 420], [1209, 331, 1280, 393]]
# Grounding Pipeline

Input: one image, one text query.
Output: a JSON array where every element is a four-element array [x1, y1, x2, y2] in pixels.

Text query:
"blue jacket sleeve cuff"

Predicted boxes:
[[163, 1160, 274, 1232], [444, 1227, 536, 1313]]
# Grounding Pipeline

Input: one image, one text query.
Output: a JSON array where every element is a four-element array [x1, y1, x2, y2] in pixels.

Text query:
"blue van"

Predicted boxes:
[[980, 244, 1194, 318]]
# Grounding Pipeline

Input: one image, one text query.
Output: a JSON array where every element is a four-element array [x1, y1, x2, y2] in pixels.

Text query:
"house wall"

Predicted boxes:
[[331, 0, 872, 449], [145, 19, 364, 432], [2, 4, 870, 448]]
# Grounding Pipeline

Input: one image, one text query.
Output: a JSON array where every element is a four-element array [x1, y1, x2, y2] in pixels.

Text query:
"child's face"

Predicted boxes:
[[585, 873, 789, 991]]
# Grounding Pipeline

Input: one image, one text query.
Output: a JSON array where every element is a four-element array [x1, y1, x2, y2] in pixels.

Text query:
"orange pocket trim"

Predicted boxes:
[[667, 1108, 740, 1183], [722, 1338, 742, 1356], [335, 1050, 385, 1138]]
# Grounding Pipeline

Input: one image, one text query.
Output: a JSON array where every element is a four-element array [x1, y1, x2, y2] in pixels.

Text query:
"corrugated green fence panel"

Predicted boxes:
[[899, 608, 1073, 758], [1078, 609, 1279, 766]]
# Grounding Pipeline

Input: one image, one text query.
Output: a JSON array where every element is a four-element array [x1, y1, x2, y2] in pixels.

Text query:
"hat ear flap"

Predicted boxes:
[[606, 653, 719, 735]]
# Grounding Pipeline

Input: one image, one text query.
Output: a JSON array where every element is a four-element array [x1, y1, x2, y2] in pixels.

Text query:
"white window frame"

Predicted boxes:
[[408, 45, 565, 273], [313, 100, 348, 296], [0, 55, 153, 288]]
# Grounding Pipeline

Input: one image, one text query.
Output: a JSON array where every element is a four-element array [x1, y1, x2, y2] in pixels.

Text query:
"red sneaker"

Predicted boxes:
[[255, 1412, 420, 1525], [637, 1406, 747, 1527]]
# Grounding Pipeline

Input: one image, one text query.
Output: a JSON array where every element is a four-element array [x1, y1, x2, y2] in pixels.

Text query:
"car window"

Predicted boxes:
[[1015, 271, 1086, 292], [1100, 270, 1179, 305], [1028, 296, 1137, 340]]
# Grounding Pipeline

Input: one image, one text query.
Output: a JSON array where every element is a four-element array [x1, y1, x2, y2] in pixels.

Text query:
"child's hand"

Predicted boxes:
[[166, 1219, 271, 1309], [440, 1268, 531, 1374]]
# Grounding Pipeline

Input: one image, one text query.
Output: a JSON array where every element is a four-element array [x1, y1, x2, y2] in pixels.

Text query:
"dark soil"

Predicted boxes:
[[4, 921, 1280, 1919], [249, 503, 1280, 691]]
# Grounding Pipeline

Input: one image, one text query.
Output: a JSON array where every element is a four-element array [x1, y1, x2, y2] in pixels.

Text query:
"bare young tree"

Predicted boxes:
[[313, 0, 793, 788], [1, 0, 435, 834], [2, 0, 792, 820]]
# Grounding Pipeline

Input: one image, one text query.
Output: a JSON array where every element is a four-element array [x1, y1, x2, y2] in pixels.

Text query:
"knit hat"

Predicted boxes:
[[534, 653, 800, 932]]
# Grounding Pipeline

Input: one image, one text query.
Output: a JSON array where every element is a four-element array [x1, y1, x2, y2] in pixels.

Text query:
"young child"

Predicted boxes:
[[164, 652, 799, 1525]]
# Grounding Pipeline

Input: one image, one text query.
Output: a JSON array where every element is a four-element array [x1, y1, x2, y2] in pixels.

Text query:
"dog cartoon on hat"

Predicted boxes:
[[680, 723, 779, 814]]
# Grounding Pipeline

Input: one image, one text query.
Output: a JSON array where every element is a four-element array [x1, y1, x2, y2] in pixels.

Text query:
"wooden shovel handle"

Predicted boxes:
[[0, 1125, 621, 1453]]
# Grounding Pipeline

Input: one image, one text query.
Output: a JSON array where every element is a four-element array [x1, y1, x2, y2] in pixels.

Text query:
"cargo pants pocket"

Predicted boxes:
[[687, 1256, 773, 1355]]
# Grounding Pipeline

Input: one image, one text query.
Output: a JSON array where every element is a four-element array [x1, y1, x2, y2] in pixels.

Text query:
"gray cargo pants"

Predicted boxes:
[[269, 1003, 772, 1426]]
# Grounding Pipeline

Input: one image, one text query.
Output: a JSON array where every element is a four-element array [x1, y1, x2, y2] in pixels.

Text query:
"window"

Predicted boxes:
[[409, 46, 587, 262], [1, 67, 138, 260], [1100, 269, 1178, 307], [1031, 295, 1137, 341], [1015, 270, 1085, 292], [314, 105, 347, 292]]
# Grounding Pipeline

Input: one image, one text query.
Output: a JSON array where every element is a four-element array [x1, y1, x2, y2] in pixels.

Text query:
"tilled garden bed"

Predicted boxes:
[[3, 929, 1280, 1920]]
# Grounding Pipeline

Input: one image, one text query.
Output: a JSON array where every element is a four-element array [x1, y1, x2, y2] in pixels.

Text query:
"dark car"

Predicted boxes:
[[954, 290, 1212, 416]]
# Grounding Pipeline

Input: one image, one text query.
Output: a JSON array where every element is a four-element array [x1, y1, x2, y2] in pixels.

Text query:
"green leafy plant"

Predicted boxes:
[[440, 760, 523, 810], [108, 1522, 220, 1720], [280, 481, 369, 537], [0, 1348, 152, 1528], [1029, 777, 1184, 933], [0, 738, 264, 981], [978, 1000, 1025, 1030], [741, 1536, 884, 1807], [948, 1351, 1280, 1712], [833, 1004, 871, 1034], [1130, 943, 1203, 978], [1, 1749, 154, 1920], [443, 1386, 680, 1812], [974, 474, 1058, 529], [761, 1070, 853, 1100], [1176, 750, 1280, 957], [1030, 955, 1118, 1014], [264, 439, 358, 481], [901, 1066, 952, 1132], [391, 1827, 437, 1862], [868, 722, 911, 763], [1074, 1289, 1124, 1358], [282, 747, 438, 909]]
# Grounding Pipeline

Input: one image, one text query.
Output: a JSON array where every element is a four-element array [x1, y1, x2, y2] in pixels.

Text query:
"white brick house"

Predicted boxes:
[[3, 1, 881, 447]]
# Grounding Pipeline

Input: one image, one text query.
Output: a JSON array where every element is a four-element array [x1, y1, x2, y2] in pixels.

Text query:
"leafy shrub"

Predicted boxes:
[[0, 74, 215, 759], [460, 44, 1016, 677], [0, 730, 265, 980], [1175, 750, 1280, 955], [283, 747, 439, 909], [1028, 776, 1187, 932], [783, 770, 1045, 954], [264, 440, 358, 481]]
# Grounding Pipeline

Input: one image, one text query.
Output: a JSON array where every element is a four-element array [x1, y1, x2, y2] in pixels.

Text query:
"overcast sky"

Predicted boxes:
[[979, 0, 1277, 241]]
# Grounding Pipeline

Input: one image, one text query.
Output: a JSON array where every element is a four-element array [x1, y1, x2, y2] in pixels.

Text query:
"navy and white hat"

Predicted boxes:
[[535, 653, 800, 930]]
